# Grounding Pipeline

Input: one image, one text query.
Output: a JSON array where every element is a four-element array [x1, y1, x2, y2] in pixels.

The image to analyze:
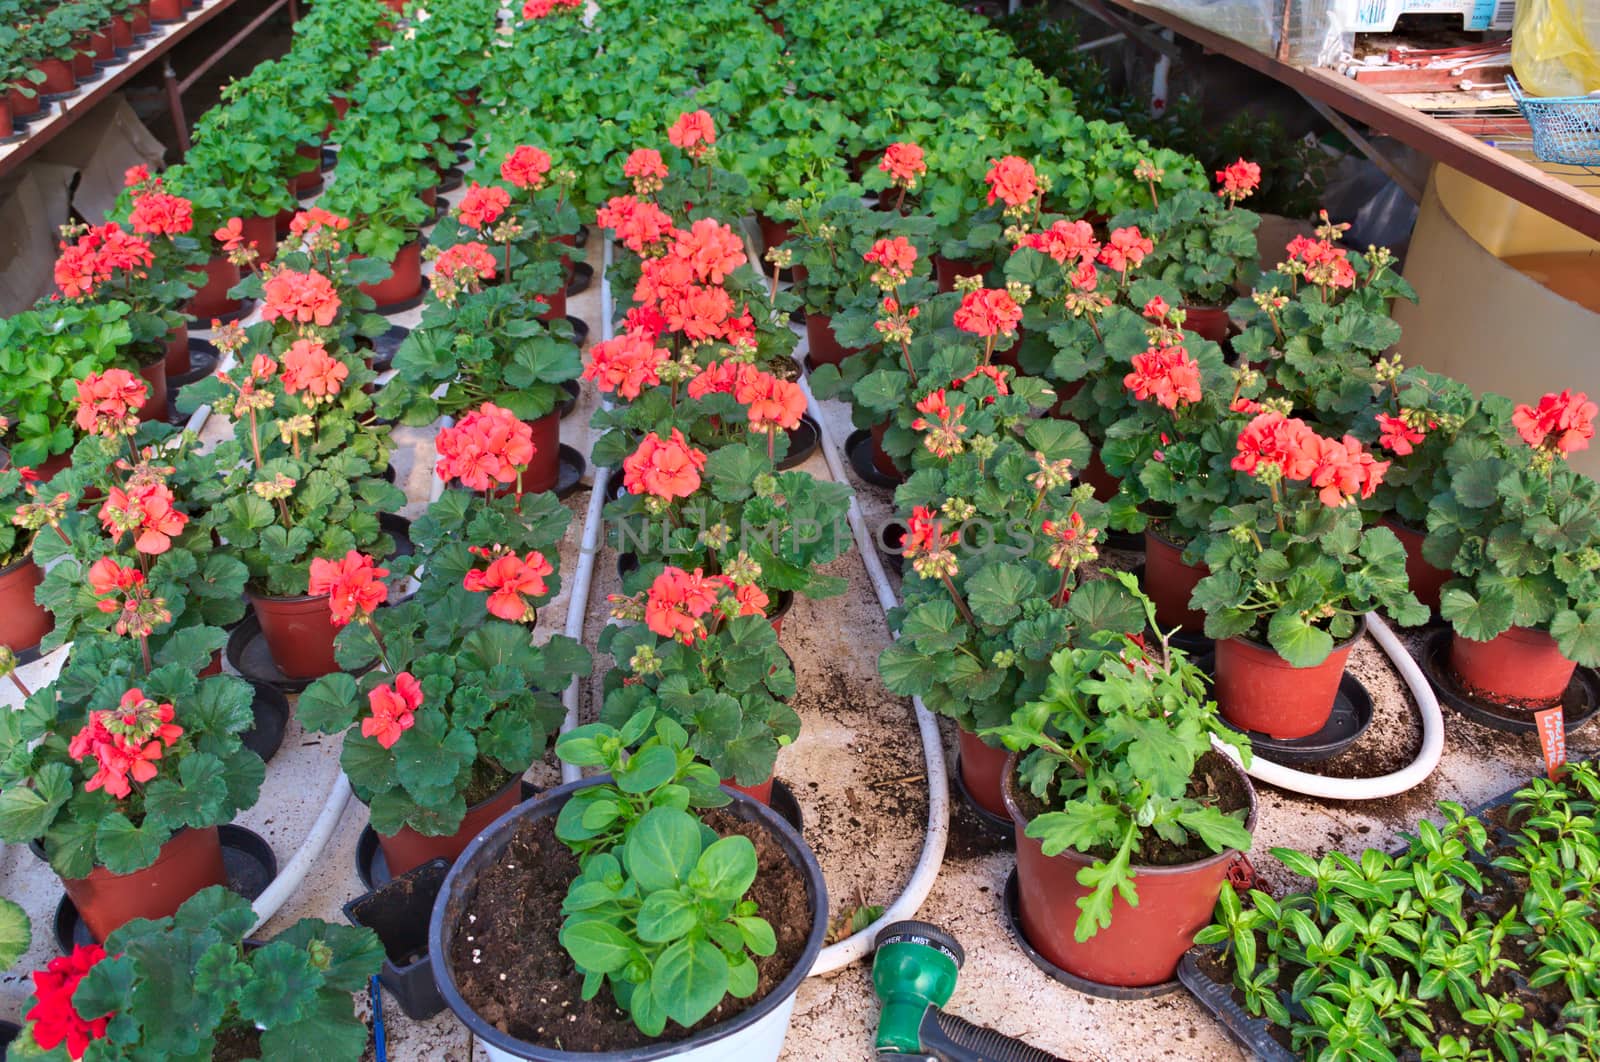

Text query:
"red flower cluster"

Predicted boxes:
[[99, 480, 187, 555], [1123, 345, 1202, 410], [631, 220, 753, 344], [308, 550, 390, 626], [1285, 235, 1355, 290], [1233, 413, 1388, 507], [464, 548, 554, 622], [434, 402, 536, 491], [214, 217, 246, 253], [1374, 412, 1426, 455], [288, 207, 350, 239], [864, 236, 918, 287], [623, 428, 706, 500], [904, 505, 960, 559], [879, 142, 927, 186], [640, 566, 762, 643], [501, 145, 553, 190], [434, 241, 498, 286], [261, 268, 341, 328], [68, 688, 183, 798], [687, 360, 739, 399], [73, 369, 148, 437], [522, 0, 580, 18], [87, 556, 144, 608], [54, 223, 155, 298], [735, 366, 807, 433], [364, 672, 422, 749], [623, 147, 669, 195], [667, 110, 716, 159], [280, 338, 349, 403], [596, 194, 677, 254], [457, 183, 512, 230], [953, 288, 1022, 338], [26, 944, 111, 1059], [128, 189, 194, 237], [1015, 218, 1098, 265], [1097, 226, 1153, 273], [984, 156, 1038, 208], [1512, 390, 1596, 456], [671, 217, 746, 284], [1216, 159, 1262, 204], [585, 332, 669, 400]]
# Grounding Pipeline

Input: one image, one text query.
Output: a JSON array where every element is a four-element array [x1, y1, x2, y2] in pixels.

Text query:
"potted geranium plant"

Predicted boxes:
[[296, 484, 591, 876], [600, 565, 797, 802], [430, 705, 827, 1060], [11, 887, 383, 1060], [0, 451, 57, 654], [1426, 388, 1600, 710], [1191, 410, 1428, 738], [982, 578, 1255, 988], [114, 168, 208, 378]]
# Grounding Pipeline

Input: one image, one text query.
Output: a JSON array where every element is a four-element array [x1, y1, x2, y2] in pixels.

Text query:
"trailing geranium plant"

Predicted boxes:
[[1191, 410, 1428, 663], [12, 886, 383, 1061], [983, 577, 1253, 941], [1425, 388, 1600, 667], [600, 565, 797, 786]]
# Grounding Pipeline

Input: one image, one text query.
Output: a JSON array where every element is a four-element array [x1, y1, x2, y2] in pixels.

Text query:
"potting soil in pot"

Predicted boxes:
[[447, 810, 811, 1052]]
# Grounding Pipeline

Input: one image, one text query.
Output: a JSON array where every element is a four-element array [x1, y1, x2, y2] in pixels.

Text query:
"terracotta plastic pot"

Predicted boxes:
[[136, 358, 170, 423], [239, 215, 277, 263], [756, 213, 793, 256], [767, 589, 793, 637], [60, 826, 226, 942], [377, 775, 523, 878], [1215, 620, 1365, 739], [246, 590, 339, 679], [10, 83, 41, 120], [419, 185, 438, 209], [805, 313, 860, 368], [87, 30, 116, 65], [164, 324, 191, 376], [290, 143, 323, 195], [515, 412, 561, 495], [1180, 305, 1232, 345], [72, 43, 94, 80], [149, 0, 185, 21], [934, 255, 989, 293], [868, 421, 905, 482], [381, 0, 406, 12], [131, 7, 153, 34], [0, 557, 53, 653], [535, 283, 567, 323], [1005, 752, 1256, 987], [1080, 448, 1120, 504], [273, 205, 296, 238], [1450, 627, 1576, 708], [357, 240, 422, 308], [1383, 516, 1448, 612], [110, 15, 135, 48], [724, 776, 773, 805], [35, 451, 72, 482], [35, 59, 75, 97], [332, 95, 351, 120], [1143, 530, 1208, 631], [958, 729, 1008, 819], [187, 256, 242, 320], [0, 98, 11, 141]]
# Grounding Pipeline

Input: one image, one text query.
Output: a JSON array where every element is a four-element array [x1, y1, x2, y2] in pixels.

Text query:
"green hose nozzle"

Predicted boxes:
[[873, 921, 964, 1056]]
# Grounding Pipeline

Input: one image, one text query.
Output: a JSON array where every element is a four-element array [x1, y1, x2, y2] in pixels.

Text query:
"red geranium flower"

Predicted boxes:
[[671, 217, 746, 284], [1216, 159, 1262, 204], [734, 366, 807, 433], [667, 110, 716, 159], [1232, 412, 1319, 480], [622, 428, 706, 500], [68, 688, 183, 799], [363, 672, 422, 749], [903, 506, 959, 560], [953, 288, 1022, 338], [501, 145, 552, 190], [584, 332, 668, 400], [1123, 345, 1202, 410], [26, 944, 112, 1059], [308, 550, 390, 626], [1512, 390, 1596, 456], [434, 242, 498, 287], [1015, 219, 1098, 265], [128, 190, 194, 237], [123, 164, 150, 188], [456, 183, 512, 230], [984, 156, 1038, 208], [1374, 412, 1426, 455], [1097, 226, 1154, 273], [864, 236, 918, 287], [595, 194, 676, 254], [623, 147, 669, 194], [99, 481, 187, 555], [288, 207, 350, 239], [1308, 434, 1388, 507], [214, 217, 246, 252], [261, 268, 341, 328], [644, 566, 724, 643], [73, 369, 148, 437], [879, 142, 927, 186], [434, 403, 536, 491], [279, 339, 349, 404], [464, 550, 554, 622]]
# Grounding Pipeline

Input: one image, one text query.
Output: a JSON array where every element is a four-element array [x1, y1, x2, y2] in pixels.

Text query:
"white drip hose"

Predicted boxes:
[[1210, 613, 1445, 800]]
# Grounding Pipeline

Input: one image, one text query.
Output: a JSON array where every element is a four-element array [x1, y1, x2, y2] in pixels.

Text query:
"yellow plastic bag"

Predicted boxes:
[[1512, 0, 1600, 97]]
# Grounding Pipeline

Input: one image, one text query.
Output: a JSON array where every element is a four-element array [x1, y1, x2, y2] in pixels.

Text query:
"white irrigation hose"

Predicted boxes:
[[250, 424, 453, 932], [798, 366, 951, 976], [1209, 612, 1445, 800], [558, 235, 616, 785]]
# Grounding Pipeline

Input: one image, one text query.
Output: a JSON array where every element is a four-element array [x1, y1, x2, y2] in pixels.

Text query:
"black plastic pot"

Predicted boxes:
[[345, 858, 451, 1020], [429, 777, 829, 1060], [0, 1020, 18, 1056]]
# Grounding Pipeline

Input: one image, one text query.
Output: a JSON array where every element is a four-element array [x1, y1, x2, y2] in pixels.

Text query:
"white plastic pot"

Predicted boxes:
[[429, 778, 828, 1062]]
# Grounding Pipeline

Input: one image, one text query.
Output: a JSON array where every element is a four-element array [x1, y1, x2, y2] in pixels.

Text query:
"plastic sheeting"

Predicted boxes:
[[1512, 0, 1600, 97], [34, 95, 166, 224], [0, 162, 77, 314], [1136, 0, 1355, 67]]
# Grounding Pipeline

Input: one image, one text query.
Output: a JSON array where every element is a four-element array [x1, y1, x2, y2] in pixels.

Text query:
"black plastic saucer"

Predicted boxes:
[[567, 261, 594, 297], [168, 341, 220, 393], [952, 751, 1014, 843], [1002, 868, 1181, 1000], [191, 297, 256, 329], [374, 290, 426, 316], [225, 610, 320, 694], [365, 323, 411, 373], [437, 166, 464, 194], [553, 444, 587, 500], [774, 414, 821, 471], [242, 680, 290, 764], [767, 779, 804, 835], [563, 315, 590, 347], [844, 428, 902, 489], [556, 378, 581, 420], [321, 145, 338, 172], [1421, 628, 1599, 734], [53, 825, 277, 952], [1220, 672, 1374, 766], [876, 520, 906, 576], [295, 174, 325, 200], [788, 306, 805, 329], [356, 780, 541, 890]]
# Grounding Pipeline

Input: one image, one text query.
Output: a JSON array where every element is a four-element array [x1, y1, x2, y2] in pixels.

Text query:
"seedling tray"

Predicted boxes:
[[344, 858, 452, 1020]]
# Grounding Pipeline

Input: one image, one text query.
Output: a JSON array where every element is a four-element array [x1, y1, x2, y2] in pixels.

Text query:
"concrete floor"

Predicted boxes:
[[3, 179, 1594, 1062]]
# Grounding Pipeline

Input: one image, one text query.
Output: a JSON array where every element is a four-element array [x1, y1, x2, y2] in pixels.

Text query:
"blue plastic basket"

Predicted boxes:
[[1507, 75, 1600, 167]]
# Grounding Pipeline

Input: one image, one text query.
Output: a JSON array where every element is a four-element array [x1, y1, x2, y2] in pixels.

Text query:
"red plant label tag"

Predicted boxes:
[[1535, 707, 1567, 780]]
